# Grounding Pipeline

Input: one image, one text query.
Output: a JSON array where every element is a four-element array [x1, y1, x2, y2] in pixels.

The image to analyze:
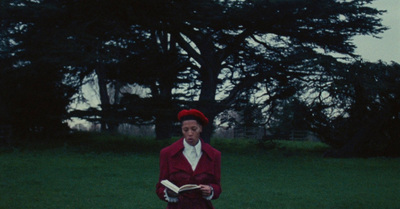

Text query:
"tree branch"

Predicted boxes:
[[173, 32, 205, 67]]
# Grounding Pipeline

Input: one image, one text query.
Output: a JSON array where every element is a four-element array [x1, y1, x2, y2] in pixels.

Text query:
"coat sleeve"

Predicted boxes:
[[210, 150, 222, 199], [156, 148, 169, 201]]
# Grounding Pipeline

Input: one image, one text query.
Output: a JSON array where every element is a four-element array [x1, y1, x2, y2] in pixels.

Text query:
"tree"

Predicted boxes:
[[0, 0, 78, 139], [157, 0, 386, 142], [63, 0, 386, 143], [310, 61, 400, 157], [115, 28, 193, 140], [1, 0, 388, 147], [60, 0, 195, 138], [267, 97, 311, 137]]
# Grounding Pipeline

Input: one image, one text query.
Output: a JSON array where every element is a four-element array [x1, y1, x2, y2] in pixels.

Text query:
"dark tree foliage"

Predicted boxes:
[[63, 0, 141, 132], [0, 0, 392, 155], [308, 61, 400, 157], [0, 0, 78, 140], [153, 0, 386, 142], [65, 0, 387, 144], [267, 97, 311, 136], [58, 0, 195, 137], [115, 30, 194, 139]]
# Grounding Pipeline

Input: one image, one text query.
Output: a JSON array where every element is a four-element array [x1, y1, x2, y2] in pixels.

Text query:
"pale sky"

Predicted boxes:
[[353, 0, 400, 63]]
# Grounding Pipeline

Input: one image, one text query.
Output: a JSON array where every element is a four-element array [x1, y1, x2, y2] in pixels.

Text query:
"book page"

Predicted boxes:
[[161, 180, 200, 193], [161, 180, 180, 194], [179, 184, 201, 192]]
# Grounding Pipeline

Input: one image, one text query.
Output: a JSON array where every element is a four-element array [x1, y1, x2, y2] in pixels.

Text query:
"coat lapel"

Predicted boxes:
[[193, 140, 215, 175], [169, 138, 216, 175], [169, 138, 193, 174]]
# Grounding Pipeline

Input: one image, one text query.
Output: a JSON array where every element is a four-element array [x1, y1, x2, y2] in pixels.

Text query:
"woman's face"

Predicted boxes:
[[182, 120, 202, 146]]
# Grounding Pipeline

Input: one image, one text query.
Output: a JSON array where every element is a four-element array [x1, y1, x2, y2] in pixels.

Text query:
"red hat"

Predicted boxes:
[[177, 109, 209, 126]]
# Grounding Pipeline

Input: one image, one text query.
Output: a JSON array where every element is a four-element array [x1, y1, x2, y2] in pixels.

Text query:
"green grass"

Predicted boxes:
[[217, 154, 400, 209], [0, 150, 162, 209], [1, 135, 399, 209]]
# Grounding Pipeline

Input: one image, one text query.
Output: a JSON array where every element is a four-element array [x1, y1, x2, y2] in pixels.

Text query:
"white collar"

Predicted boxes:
[[183, 139, 202, 155]]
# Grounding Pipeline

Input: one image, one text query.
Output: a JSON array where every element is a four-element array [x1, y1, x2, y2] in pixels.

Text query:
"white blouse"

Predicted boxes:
[[182, 139, 202, 171]]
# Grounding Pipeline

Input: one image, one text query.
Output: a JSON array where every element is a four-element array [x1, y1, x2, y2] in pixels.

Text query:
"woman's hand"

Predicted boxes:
[[199, 184, 213, 197], [166, 189, 179, 197]]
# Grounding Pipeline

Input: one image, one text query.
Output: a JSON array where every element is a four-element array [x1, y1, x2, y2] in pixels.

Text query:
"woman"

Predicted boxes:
[[156, 109, 222, 209]]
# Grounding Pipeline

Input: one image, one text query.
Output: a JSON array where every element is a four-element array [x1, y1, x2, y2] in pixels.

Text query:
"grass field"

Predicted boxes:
[[1, 135, 399, 209]]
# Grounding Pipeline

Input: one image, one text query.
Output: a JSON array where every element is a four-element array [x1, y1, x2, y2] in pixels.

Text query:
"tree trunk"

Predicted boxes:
[[200, 110, 217, 144], [95, 65, 117, 132], [155, 114, 173, 140], [198, 62, 220, 144], [176, 31, 228, 143], [152, 30, 180, 140]]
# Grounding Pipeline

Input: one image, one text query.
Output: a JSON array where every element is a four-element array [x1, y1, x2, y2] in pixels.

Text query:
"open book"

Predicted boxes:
[[161, 179, 201, 194]]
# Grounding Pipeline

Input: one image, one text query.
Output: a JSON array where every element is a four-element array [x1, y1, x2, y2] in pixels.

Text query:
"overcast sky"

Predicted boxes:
[[353, 0, 400, 63]]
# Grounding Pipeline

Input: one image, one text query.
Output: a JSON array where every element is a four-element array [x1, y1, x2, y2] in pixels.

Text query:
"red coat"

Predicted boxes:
[[156, 138, 222, 209]]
